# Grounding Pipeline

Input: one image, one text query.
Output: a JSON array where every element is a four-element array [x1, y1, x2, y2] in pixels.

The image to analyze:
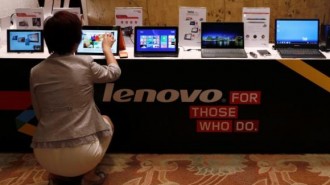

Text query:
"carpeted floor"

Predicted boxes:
[[1, 153, 330, 185]]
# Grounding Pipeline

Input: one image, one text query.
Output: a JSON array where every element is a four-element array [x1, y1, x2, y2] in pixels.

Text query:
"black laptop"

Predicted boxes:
[[201, 22, 247, 58], [134, 26, 179, 57], [275, 19, 325, 59]]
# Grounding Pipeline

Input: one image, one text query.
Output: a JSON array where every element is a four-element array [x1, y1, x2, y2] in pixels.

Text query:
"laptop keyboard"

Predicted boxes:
[[278, 48, 326, 58], [201, 49, 248, 58]]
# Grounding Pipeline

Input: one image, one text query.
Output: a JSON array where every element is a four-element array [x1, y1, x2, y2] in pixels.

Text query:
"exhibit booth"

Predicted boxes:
[[1, 36, 330, 153], [1, 1, 330, 154]]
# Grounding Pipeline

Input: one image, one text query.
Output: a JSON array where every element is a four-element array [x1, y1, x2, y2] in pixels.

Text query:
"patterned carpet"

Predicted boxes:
[[1, 153, 330, 185]]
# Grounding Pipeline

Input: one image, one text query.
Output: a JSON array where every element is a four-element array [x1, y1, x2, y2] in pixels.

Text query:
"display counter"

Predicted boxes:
[[1, 41, 330, 153]]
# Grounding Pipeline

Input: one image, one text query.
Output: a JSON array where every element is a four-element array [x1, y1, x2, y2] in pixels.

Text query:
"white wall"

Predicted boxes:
[[0, 0, 39, 18]]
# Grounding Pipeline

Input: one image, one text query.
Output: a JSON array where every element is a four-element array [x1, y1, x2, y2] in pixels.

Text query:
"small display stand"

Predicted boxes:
[[15, 8, 44, 30], [115, 7, 143, 31], [242, 7, 270, 47], [178, 6, 206, 47]]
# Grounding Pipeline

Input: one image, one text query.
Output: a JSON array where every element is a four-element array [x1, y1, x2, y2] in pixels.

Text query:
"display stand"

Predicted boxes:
[[15, 8, 44, 29], [178, 6, 206, 47], [242, 7, 270, 47], [115, 7, 143, 36]]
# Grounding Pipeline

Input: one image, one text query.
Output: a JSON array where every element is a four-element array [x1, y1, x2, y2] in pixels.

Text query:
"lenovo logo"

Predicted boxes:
[[103, 83, 223, 103]]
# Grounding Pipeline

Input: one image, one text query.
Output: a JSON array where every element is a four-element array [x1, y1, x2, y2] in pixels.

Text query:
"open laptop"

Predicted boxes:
[[201, 22, 247, 58], [134, 26, 179, 57], [275, 19, 325, 59], [76, 26, 120, 55], [7, 29, 44, 53]]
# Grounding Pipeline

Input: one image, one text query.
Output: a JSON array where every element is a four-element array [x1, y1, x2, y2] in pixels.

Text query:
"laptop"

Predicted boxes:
[[275, 19, 325, 59], [134, 26, 179, 57], [201, 22, 247, 58], [76, 26, 120, 55], [7, 29, 44, 53]]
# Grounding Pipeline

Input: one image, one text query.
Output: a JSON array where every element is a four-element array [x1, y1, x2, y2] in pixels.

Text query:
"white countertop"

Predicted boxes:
[[1, 35, 330, 60]]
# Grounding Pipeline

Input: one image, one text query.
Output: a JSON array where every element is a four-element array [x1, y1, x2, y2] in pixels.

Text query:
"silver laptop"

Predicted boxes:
[[201, 22, 247, 58]]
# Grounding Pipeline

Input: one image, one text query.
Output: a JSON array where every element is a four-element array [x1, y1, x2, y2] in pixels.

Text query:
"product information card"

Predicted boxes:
[[115, 7, 143, 30], [15, 8, 44, 30], [242, 7, 270, 47], [179, 7, 206, 47]]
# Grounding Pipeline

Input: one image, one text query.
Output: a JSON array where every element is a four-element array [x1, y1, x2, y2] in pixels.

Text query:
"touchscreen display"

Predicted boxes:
[[76, 27, 119, 55], [275, 19, 319, 45], [135, 27, 178, 52], [7, 30, 43, 52]]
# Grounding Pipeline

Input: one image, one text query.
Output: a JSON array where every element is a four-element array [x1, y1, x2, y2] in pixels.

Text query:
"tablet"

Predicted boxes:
[[76, 26, 120, 55], [134, 26, 179, 57], [7, 29, 44, 53]]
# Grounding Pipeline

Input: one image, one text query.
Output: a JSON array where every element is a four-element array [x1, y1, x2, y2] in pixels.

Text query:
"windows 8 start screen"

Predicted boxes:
[[136, 29, 177, 52]]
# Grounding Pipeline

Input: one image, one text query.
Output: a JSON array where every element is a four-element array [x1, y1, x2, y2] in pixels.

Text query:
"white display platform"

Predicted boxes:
[[1, 35, 330, 60]]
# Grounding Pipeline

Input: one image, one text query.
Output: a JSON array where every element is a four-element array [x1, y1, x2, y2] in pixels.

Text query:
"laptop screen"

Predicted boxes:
[[7, 29, 44, 52], [76, 26, 120, 55], [201, 22, 244, 49], [134, 26, 179, 57], [275, 19, 319, 48]]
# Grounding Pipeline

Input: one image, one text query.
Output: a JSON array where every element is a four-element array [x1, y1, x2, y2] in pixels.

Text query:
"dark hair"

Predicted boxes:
[[44, 11, 82, 54]]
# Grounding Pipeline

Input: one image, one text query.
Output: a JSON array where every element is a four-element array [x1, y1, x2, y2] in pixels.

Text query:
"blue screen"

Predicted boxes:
[[276, 19, 319, 45], [135, 28, 177, 52], [8, 30, 43, 52]]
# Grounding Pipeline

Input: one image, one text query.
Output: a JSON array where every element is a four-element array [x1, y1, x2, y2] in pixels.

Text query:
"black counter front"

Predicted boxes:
[[1, 58, 330, 153]]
